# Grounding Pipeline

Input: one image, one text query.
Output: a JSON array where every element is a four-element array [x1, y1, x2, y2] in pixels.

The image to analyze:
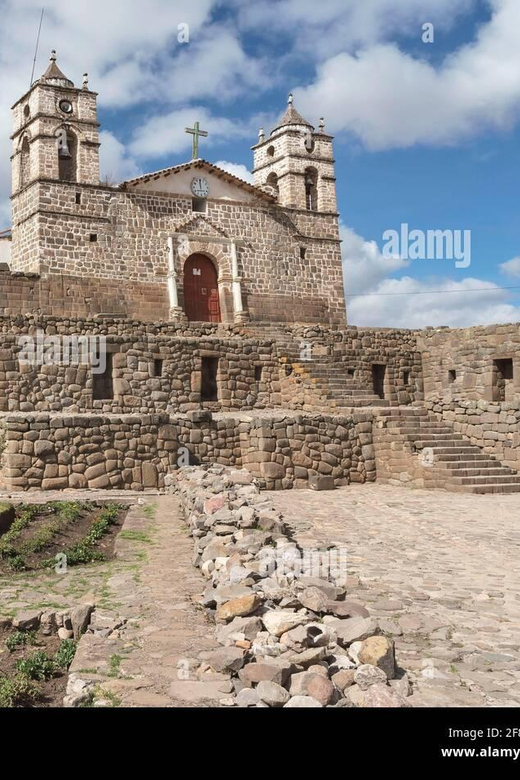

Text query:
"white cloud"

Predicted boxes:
[[128, 107, 253, 160], [341, 222, 409, 295], [213, 161, 253, 183], [343, 224, 520, 328], [0, 0, 258, 218], [235, 0, 475, 59], [294, 0, 520, 149], [499, 256, 520, 278], [99, 131, 141, 184]]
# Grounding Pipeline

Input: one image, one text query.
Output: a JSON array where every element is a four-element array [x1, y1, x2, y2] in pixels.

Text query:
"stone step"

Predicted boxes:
[[447, 474, 520, 485], [431, 466, 514, 478], [428, 446, 488, 455], [436, 460, 505, 471], [406, 433, 466, 442], [436, 453, 495, 462], [452, 483, 520, 494], [335, 400, 391, 409]]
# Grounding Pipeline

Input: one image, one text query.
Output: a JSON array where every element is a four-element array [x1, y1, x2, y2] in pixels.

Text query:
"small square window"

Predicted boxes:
[[89, 233, 98, 242], [192, 198, 207, 213]]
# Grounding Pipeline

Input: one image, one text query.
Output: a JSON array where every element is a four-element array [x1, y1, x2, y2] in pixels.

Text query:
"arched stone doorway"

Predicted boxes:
[[183, 254, 221, 323]]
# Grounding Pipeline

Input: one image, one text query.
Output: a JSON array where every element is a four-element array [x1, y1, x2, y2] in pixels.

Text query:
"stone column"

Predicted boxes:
[[231, 241, 248, 324], [167, 236, 185, 322]]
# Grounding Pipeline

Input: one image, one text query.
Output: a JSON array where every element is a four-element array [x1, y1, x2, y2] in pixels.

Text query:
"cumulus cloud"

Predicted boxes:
[[99, 131, 141, 184], [499, 256, 520, 278], [128, 107, 252, 160], [343, 225, 520, 328], [0, 0, 259, 219], [235, 0, 475, 60], [341, 222, 409, 296], [294, 0, 520, 149], [213, 161, 254, 183]]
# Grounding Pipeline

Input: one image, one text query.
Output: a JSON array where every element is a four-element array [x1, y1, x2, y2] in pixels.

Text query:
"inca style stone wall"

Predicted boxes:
[[0, 413, 174, 491], [0, 411, 376, 492], [0, 316, 423, 415], [418, 323, 520, 402]]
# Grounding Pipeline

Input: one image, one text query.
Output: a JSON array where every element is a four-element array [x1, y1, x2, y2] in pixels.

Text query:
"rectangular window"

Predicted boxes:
[[89, 233, 98, 242], [255, 365, 263, 382], [201, 357, 219, 402], [92, 352, 113, 400], [347, 368, 355, 378], [300, 247, 307, 260], [153, 358, 164, 378], [403, 370, 410, 385], [192, 198, 207, 213], [448, 369, 456, 384], [75, 192, 81, 204]]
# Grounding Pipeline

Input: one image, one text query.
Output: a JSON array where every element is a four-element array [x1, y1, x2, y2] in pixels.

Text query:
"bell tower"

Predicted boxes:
[[252, 94, 337, 213], [11, 50, 100, 194]]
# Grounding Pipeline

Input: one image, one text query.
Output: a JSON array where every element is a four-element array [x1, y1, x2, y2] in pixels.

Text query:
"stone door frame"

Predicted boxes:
[[167, 233, 248, 325]]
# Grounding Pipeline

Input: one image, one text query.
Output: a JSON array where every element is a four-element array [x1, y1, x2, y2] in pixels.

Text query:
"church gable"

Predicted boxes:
[[121, 160, 275, 204]]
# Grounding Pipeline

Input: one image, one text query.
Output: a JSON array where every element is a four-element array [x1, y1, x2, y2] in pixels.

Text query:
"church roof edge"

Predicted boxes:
[[120, 159, 276, 202]]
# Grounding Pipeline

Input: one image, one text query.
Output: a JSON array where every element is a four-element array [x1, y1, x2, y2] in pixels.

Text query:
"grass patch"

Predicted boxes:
[[108, 654, 122, 678], [119, 530, 151, 543], [143, 504, 157, 519]]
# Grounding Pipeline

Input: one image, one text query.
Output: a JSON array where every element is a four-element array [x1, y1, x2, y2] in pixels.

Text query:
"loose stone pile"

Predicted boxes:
[[170, 464, 412, 707]]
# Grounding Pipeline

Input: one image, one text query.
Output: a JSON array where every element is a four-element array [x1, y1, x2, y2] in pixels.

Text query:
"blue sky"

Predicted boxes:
[[1, 0, 520, 327]]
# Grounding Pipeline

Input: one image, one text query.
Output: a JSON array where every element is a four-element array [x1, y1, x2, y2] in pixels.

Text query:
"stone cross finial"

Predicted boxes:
[[50, 49, 57, 61], [319, 117, 325, 133], [185, 121, 209, 160], [82, 73, 89, 90], [288, 93, 293, 105], [258, 127, 265, 143]]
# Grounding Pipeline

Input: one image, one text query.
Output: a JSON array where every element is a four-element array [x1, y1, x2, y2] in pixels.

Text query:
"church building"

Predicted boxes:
[[10, 52, 346, 328]]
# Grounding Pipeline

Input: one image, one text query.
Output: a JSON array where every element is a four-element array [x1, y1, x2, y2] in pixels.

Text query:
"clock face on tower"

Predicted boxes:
[[191, 177, 210, 198], [59, 99, 73, 115]]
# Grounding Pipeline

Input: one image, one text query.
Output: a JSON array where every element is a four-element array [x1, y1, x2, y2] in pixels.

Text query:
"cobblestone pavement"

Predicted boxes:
[[267, 485, 520, 707]]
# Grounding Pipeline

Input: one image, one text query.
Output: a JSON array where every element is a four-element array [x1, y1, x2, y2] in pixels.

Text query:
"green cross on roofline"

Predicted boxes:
[[185, 121, 209, 160]]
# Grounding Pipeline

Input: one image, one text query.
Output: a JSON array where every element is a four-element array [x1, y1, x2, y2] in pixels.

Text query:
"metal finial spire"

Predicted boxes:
[[288, 93, 293, 105], [50, 49, 57, 61], [258, 126, 265, 142]]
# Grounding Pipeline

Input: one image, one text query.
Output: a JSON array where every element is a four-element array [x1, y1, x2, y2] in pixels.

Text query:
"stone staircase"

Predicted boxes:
[[237, 322, 390, 409], [375, 408, 520, 494], [287, 355, 390, 409]]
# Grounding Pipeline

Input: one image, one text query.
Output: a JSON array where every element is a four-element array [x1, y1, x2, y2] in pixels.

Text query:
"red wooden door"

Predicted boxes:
[[183, 254, 221, 323]]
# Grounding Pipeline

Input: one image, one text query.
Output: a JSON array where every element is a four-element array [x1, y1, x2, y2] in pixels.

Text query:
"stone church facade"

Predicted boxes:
[[1, 53, 520, 495], [10, 53, 346, 327]]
